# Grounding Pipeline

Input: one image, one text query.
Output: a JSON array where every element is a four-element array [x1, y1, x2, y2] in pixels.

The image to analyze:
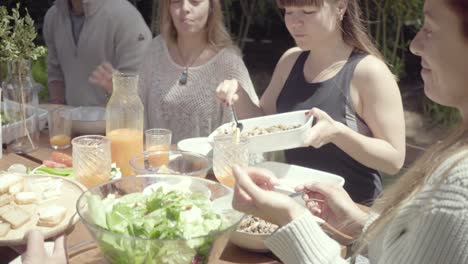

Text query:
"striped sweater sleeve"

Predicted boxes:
[[377, 155, 468, 264], [265, 153, 468, 264], [265, 212, 349, 264]]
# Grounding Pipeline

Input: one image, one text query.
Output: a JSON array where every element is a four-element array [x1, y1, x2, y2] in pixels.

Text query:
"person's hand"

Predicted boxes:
[[304, 108, 343, 148], [216, 79, 240, 106], [89, 62, 114, 94], [21, 230, 67, 264], [296, 183, 368, 237], [232, 166, 306, 226]]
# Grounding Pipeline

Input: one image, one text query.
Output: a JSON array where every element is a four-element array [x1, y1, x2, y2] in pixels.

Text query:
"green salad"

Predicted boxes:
[[86, 186, 228, 264]]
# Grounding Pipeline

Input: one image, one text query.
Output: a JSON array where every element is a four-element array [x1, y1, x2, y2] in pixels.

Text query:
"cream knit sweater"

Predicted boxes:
[[138, 36, 259, 143], [265, 151, 468, 264]]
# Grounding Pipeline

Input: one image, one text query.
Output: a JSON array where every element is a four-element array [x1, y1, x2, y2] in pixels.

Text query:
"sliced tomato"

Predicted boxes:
[[50, 152, 73, 167], [43, 160, 68, 168]]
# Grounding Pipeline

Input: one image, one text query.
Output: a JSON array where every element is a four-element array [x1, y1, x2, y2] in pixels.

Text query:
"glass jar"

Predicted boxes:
[[1, 59, 39, 153], [105, 72, 144, 176]]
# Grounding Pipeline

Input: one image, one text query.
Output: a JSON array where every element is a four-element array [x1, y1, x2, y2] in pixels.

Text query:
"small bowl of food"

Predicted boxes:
[[229, 187, 325, 252], [229, 215, 279, 252], [129, 150, 211, 178], [70, 107, 106, 136]]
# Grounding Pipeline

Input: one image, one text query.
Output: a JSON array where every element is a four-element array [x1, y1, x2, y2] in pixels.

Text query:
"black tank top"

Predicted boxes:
[[276, 50, 382, 205]]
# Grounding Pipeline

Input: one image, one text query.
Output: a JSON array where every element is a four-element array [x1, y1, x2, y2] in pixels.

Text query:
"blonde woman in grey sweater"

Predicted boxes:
[[231, 0, 468, 263], [91, 0, 259, 143]]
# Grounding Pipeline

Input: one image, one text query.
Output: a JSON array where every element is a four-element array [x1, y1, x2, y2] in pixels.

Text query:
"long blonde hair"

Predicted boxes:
[[276, 0, 384, 61], [158, 0, 236, 51]]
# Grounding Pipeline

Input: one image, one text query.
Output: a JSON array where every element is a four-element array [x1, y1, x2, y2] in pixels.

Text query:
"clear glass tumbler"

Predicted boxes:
[[48, 108, 72, 149], [212, 135, 249, 187], [72, 135, 111, 188], [145, 128, 172, 151], [144, 128, 172, 167]]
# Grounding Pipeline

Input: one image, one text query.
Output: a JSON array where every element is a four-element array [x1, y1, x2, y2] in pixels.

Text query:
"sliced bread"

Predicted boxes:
[[0, 175, 23, 194], [8, 181, 24, 195], [38, 205, 67, 227], [1, 207, 31, 229], [15, 192, 38, 205], [0, 194, 12, 207]]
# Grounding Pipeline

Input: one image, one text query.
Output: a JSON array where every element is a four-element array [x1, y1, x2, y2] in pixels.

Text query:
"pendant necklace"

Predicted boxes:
[[178, 46, 206, 85]]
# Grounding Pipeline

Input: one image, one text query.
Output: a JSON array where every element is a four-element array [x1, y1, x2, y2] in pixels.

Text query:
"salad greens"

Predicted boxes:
[[87, 186, 228, 264]]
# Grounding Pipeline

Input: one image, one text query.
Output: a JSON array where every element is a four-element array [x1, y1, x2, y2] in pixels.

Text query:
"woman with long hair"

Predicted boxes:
[[91, 0, 259, 143], [231, 0, 468, 263], [217, 0, 405, 205]]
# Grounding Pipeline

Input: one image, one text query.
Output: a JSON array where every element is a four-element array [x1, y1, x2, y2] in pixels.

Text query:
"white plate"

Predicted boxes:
[[256, 161, 345, 189], [0, 174, 86, 246], [208, 110, 313, 153], [177, 137, 212, 156]]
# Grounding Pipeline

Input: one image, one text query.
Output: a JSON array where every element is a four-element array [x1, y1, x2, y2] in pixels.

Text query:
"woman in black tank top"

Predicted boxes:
[[216, 0, 406, 205]]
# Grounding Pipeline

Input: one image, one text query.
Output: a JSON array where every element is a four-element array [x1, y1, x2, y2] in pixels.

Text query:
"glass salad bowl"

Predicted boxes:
[[76, 175, 242, 264]]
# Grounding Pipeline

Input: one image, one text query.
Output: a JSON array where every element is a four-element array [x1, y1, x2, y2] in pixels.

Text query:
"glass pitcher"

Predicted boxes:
[[105, 72, 144, 176]]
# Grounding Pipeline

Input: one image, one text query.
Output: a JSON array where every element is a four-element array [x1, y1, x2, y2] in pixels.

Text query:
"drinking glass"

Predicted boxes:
[[145, 128, 172, 151], [72, 135, 111, 188], [212, 135, 249, 187], [145, 129, 172, 167], [48, 107, 72, 149]]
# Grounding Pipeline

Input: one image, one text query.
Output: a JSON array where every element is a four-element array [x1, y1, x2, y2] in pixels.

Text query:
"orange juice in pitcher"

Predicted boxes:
[[106, 72, 144, 176], [107, 129, 143, 176]]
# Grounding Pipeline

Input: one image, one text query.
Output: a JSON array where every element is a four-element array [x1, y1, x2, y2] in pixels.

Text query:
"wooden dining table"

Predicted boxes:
[[0, 131, 346, 264]]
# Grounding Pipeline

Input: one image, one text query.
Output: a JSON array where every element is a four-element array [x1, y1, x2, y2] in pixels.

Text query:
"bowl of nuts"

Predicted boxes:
[[230, 215, 279, 252], [229, 187, 325, 252], [208, 110, 313, 153]]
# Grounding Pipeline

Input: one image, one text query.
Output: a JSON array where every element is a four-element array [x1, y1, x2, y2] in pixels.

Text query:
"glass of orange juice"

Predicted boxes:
[[145, 128, 172, 167], [212, 135, 249, 187], [48, 108, 72, 149], [72, 135, 111, 188]]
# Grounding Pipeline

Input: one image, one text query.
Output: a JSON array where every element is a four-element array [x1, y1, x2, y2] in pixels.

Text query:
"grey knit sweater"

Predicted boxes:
[[138, 36, 259, 143], [43, 0, 151, 106], [265, 151, 468, 264]]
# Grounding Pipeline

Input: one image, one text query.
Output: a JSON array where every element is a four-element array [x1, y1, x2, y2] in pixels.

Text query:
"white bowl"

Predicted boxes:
[[70, 107, 106, 135], [177, 137, 212, 156], [230, 187, 325, 252], [257, 161, 345, 189], [208, 110, 313, 153]]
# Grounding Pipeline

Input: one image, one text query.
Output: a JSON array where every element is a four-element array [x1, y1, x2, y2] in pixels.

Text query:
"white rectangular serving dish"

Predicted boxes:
[[208, 110, 313, 153]]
